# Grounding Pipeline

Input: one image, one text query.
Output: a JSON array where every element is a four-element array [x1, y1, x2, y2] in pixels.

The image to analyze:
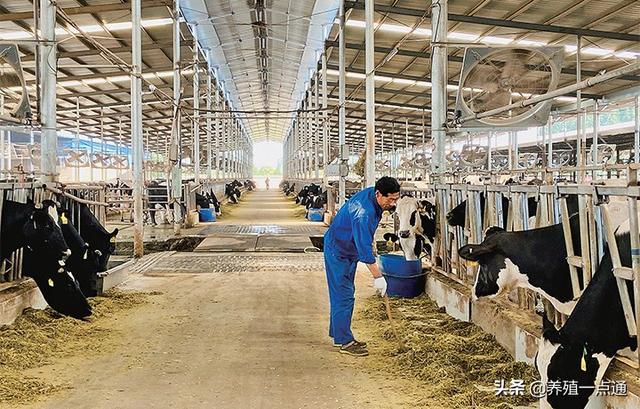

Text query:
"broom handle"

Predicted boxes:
[[384, 294, 403, 343]]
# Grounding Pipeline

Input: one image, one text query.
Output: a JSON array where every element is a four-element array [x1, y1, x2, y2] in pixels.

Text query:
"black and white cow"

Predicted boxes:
[[535, 223, 635, 409], [458, 214, 582, 315], [205, 189, 222, 215], [296, 184, 321, 206], [285, 183, 296, 196], [383, 196, 437, 261], [225, 183, 241, 204], [306, 190, 327, 210], [22, 246, 93, 319], [1, 199, 70, 262], [58, 209, 101, 297], [72, 203, 119, 272]]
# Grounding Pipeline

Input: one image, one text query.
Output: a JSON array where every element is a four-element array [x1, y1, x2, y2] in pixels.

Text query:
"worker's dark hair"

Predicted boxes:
[[375, 176, 401, 196]]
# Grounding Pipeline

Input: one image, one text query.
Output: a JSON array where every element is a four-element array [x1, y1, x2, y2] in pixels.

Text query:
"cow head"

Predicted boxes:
[[534, 312, 607, 409], [37, 268, 93, 319], [91, 228, 118, 272], [458, 227, 525, 300], [386, 196, 435, 261], [23, 200, 70, 260], [446, 201, 466, 227]]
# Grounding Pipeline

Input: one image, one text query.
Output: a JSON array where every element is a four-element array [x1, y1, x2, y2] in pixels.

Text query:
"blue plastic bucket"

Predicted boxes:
[[307, 208, 324, 222], [198, 208, 216, 222], [379, 254, 425, 298]]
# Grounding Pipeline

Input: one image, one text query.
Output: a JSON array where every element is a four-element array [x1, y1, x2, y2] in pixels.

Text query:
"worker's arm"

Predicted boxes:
[[365, 262, 383, 279]]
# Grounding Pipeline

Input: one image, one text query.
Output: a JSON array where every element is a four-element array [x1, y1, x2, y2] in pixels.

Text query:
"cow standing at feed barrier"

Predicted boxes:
[[534, 223, 636, 409], [225, 182, 241, 204], [383, 195, 437, 261], [1, 199, 92, 319], [57, 209, 102, 297], [457, 214, 584, 315]]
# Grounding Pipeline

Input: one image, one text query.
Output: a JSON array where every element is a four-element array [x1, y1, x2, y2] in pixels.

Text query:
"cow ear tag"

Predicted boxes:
[[580, 347, 587, 371], [48, 278, 54, 287], [60, 214, 68, 224], [467, 260, 479, 267], [110, 236, 116, 243]]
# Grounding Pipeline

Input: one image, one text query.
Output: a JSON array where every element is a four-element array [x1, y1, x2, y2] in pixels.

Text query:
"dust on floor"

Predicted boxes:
[[0, 290, 160, 404], [353, 294, 539, 409]]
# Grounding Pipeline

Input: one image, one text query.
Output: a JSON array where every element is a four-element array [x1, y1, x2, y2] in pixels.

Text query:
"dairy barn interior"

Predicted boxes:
[[0, 0, 639, 408]]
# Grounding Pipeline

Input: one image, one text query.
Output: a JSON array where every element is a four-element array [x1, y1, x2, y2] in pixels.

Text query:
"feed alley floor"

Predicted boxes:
[[8, 189, 419, 409]]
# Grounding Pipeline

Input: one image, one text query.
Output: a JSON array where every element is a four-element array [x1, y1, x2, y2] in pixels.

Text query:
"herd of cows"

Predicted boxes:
[[1, 197, 119, 320], [110, 179, 256, 225], [377, 189, 634, 408]]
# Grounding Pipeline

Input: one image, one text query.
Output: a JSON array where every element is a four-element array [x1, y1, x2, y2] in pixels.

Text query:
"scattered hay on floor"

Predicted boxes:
[[115, 236, 204, 255], [354, 295, 539, 409], [0, 289, 159, 404]]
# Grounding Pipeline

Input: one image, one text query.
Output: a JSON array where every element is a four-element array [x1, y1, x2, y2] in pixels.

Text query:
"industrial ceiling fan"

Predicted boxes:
[[0, 45, 32, 124], [455, 47, 564, 129]]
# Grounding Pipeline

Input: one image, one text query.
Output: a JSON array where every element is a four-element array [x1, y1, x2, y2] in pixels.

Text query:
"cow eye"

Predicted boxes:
[[409, 211, 416, 226]]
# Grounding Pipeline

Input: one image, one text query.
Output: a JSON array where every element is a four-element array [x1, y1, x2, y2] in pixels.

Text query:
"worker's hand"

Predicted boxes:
[[373, 276, 387, 297]]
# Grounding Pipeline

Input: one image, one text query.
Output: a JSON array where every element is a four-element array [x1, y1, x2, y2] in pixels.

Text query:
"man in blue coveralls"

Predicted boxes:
[[323, 176, 401, 356]]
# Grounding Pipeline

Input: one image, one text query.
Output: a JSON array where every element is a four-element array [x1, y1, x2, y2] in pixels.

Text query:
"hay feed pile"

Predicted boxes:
[[0, 290, 157, 404], [355, 295, 539, 409]]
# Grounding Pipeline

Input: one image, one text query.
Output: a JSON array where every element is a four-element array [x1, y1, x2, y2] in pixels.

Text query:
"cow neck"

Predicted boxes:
[[1, 201, 32, 259]]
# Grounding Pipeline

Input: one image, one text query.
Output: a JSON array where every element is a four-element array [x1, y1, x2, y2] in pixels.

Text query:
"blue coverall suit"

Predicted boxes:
[[323, 187, 382, 345]]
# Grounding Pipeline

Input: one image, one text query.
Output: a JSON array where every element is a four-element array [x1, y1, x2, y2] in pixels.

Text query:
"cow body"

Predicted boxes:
[[58, 210, 101, 297], [383, 196, 437, 261], [535, 225, 635, 409], [458, 214, 582, 315], [22, 248, 92, 319]]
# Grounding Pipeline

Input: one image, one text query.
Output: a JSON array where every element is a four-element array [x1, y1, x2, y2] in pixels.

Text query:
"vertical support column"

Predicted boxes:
[[430, 0, 447, 174], [39, 0, 57, 182], [322, 51, 329, 185], [131, 0, 144, 257], [635, 95, 639, 164], [171, 0, 182, 234], [206, 55, 212, 180], [222, 98, 227, 179], [364, 0, 376, 187], [0, 95, 4, 176], [314, 72, 320, 180], [547, 118, 554, 168], [576, 35, 584, 182], [338, 0, 346, 204], [192, 28, 200, 183], [214, 73, 221, 179], [75, 97, 80, 182], [593, 102, 599, 173]]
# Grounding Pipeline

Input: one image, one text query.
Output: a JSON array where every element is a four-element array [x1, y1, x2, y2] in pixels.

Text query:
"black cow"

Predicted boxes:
[[535, 224, 635, 409], [205, 189, 222, 215], [383, 196, 437, 261], [243, 180, 257, 191], [22, 247, 92, 319], [458, 214, 582, 315], [1, 199, 70, 262], [71, 203, 118, 272], [285, 183, 296, 196], [58, 209, 101, 297]]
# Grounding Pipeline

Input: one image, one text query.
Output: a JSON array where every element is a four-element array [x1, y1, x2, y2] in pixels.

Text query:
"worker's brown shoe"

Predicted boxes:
[[339, 341, 369, 356]]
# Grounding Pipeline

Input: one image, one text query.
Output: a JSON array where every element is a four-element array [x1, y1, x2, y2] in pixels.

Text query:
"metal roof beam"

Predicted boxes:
[[0, 0, 169, 22], [344, 1, 640, 42]]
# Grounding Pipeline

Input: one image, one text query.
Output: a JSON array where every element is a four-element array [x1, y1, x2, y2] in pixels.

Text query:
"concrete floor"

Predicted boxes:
[[10, 189, 416, 409]]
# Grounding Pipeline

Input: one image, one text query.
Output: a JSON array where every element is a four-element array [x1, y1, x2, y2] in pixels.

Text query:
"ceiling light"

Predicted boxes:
[[481, 36, 513, 45]]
